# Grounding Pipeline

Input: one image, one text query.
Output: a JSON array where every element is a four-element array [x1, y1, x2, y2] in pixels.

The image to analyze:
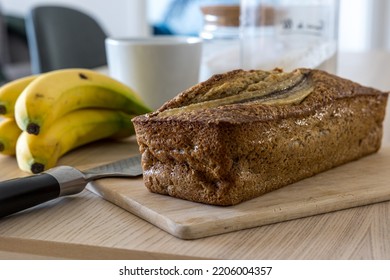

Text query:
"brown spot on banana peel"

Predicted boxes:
[[34, 93, 45, 98], [0, 142, 4, 152], [79, 73, 88, 80], [0, 105, 6, 115]]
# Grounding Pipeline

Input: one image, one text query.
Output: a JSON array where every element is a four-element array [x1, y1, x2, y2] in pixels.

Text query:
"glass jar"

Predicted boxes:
[[240, 0, 276, 70], [199, 0, 241, 81], [240, 0, 340, 74]]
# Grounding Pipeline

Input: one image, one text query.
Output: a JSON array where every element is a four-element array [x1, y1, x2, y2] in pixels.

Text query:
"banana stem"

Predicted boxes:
[[27, 123, 40, 135], [31, 163, 45, 174]]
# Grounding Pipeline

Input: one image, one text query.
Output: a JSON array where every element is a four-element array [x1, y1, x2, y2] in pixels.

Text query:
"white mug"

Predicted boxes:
[[105, 36, 203, 110]]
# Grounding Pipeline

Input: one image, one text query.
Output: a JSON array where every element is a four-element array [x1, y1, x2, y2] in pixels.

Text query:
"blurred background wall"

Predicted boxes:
[[338, 0, 390, 51], [0, 0, 389, 53], [0, 0, 150, 37]]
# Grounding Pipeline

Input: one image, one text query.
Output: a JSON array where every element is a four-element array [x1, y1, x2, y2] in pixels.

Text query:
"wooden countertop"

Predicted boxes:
[[1, 51, 390, 260]]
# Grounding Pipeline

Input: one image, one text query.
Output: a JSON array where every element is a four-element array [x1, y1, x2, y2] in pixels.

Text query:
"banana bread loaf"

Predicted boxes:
[[132, 68, 388, 206]]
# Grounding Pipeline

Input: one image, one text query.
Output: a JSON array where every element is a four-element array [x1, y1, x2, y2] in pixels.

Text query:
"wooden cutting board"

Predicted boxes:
[[87, 147, 390, 240]]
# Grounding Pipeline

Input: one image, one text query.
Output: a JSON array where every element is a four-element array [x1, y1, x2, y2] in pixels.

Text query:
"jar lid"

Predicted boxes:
[[200, 5, 240, 27], [200, 4, 275, 27]]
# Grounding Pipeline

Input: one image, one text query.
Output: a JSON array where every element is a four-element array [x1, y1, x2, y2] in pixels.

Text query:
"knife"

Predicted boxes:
[[0, 154, 143, 218]]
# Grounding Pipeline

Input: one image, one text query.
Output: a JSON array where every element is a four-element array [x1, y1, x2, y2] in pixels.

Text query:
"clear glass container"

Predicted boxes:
[[240, 0, 276, 70], [240, 0, 340, 74], [199, 0, 241, 81]]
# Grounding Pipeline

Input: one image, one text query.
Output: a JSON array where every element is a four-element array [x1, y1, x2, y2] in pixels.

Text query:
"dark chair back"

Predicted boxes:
[[26, 5, 107, 74]]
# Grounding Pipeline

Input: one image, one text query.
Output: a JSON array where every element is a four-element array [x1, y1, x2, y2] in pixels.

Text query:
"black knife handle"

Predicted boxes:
[[0, 173, 60, 218]]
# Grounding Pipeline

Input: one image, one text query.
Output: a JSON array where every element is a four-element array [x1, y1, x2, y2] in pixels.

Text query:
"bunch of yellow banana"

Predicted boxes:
[[0, 68, 151, 173], [0, 75, 36, 155], [0, 118, 22, 155]]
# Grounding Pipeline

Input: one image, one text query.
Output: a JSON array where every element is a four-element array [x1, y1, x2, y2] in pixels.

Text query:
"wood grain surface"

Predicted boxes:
[[87, 146, 390, 239]]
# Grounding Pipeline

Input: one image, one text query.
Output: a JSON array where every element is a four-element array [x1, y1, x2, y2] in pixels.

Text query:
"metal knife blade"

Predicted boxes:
[[84, 154, 143, 180], [0, 154, 143, 218]]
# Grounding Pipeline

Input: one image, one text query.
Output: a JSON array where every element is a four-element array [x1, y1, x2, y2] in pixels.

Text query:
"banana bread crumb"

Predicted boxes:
[[132, 68, 388, 205]]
